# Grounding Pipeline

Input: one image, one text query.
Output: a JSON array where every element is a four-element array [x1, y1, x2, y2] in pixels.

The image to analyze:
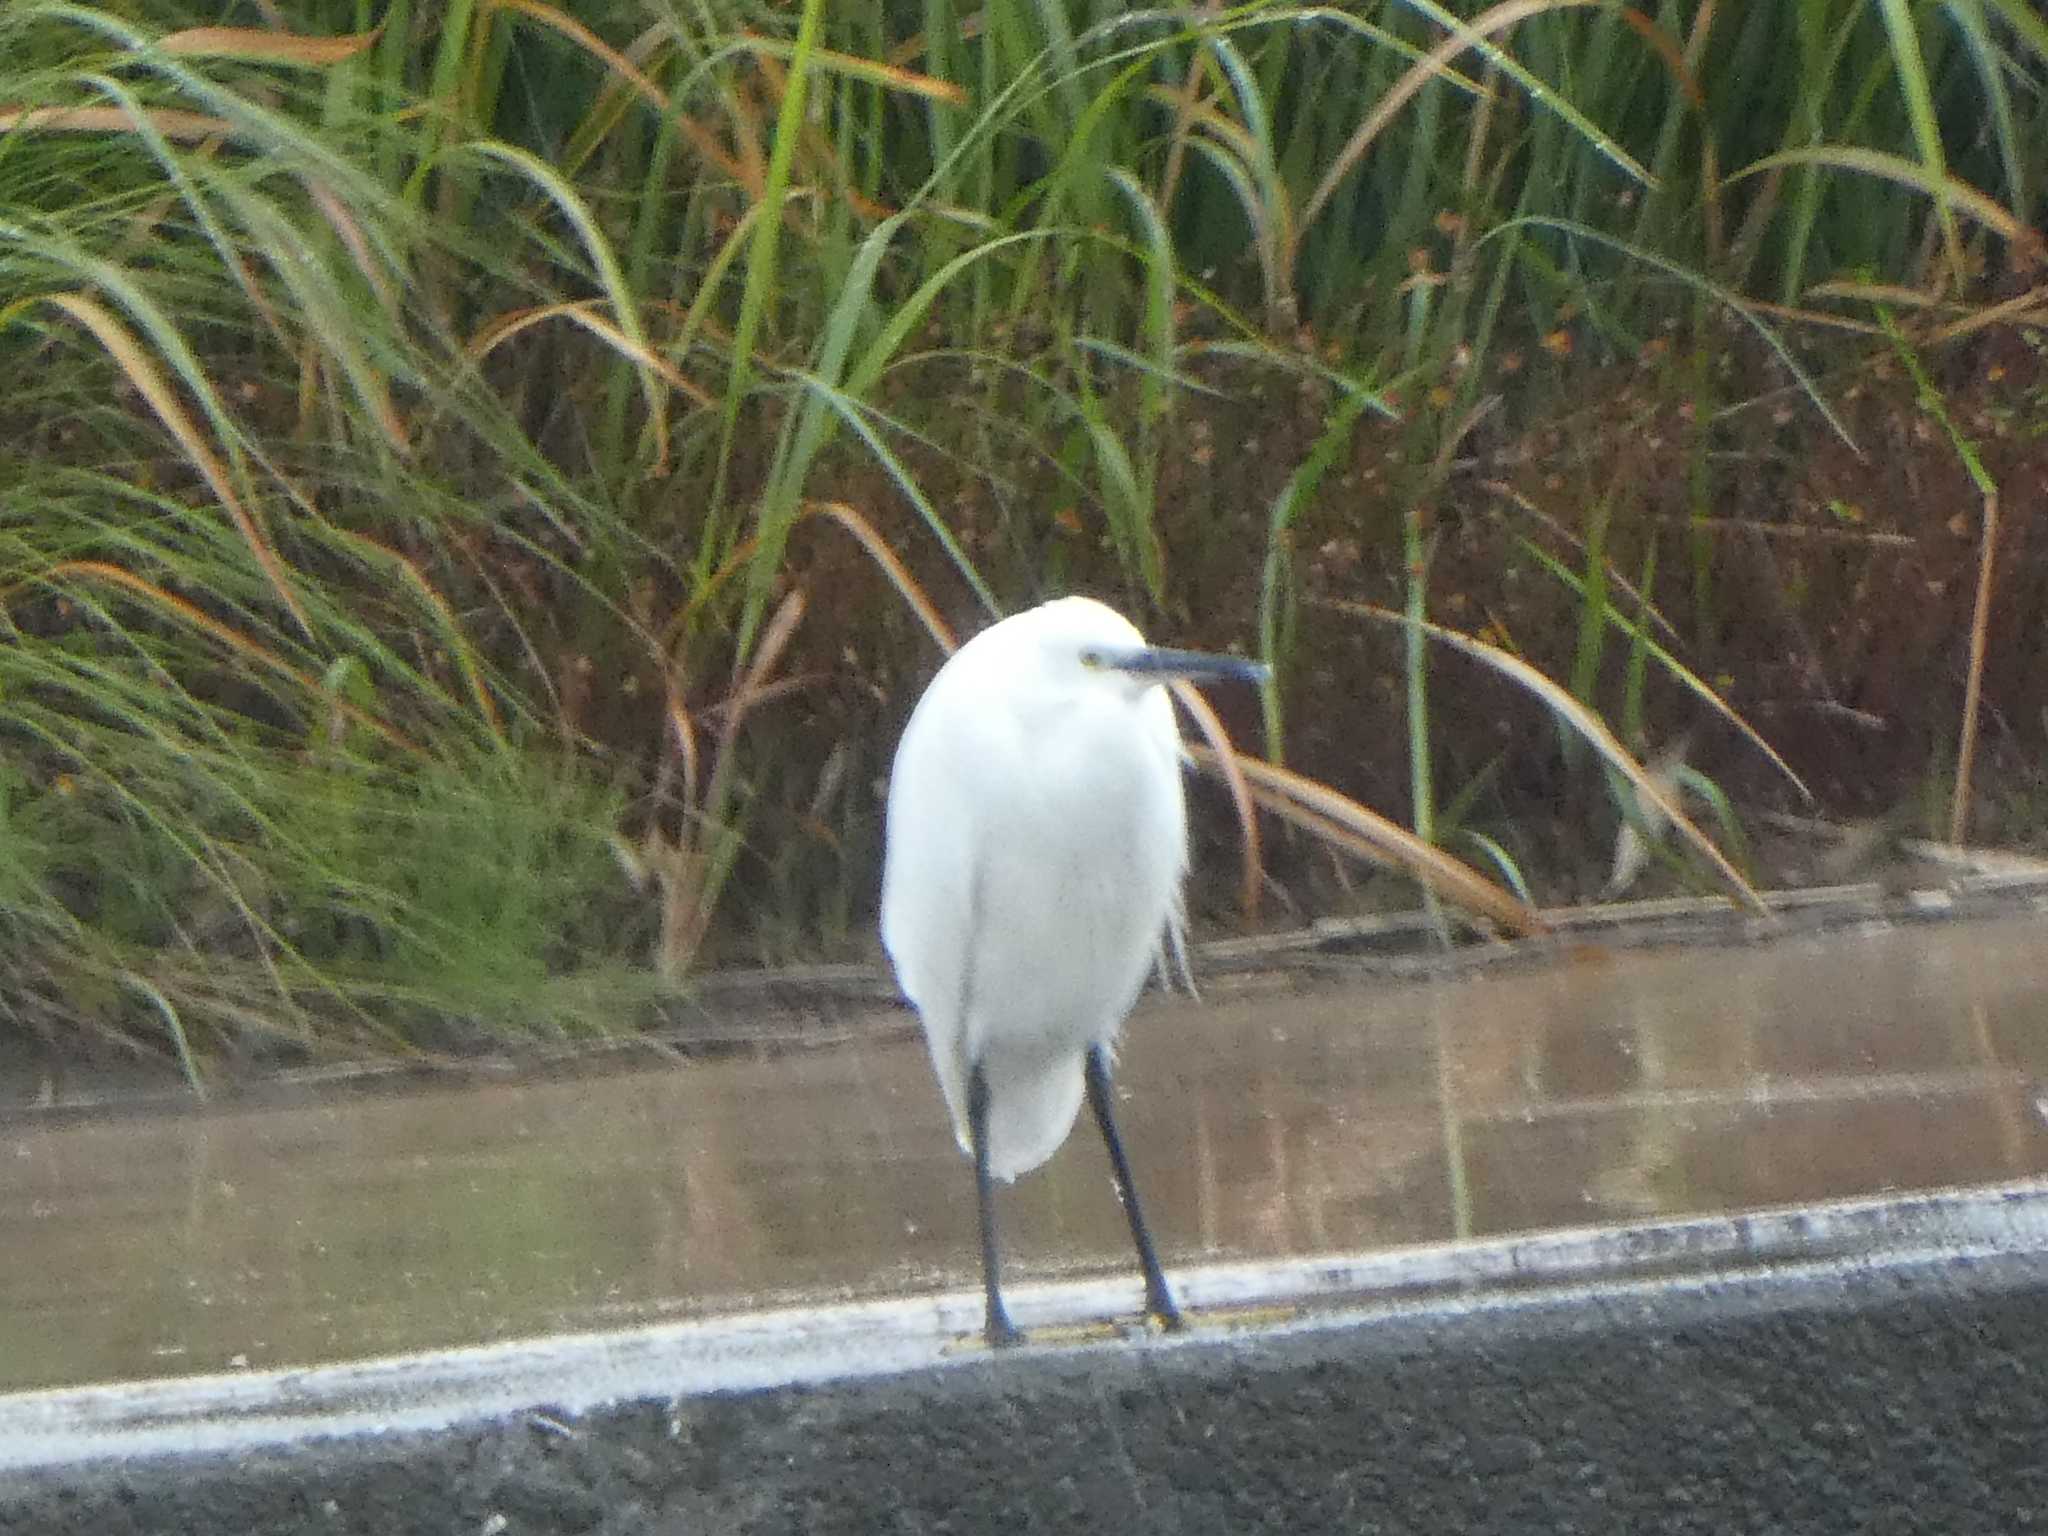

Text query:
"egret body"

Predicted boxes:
[[880, 596, 1267, 1346]]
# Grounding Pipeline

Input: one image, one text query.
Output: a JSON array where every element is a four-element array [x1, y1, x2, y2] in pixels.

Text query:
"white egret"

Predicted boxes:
[[880, 596, 1268, 1347]]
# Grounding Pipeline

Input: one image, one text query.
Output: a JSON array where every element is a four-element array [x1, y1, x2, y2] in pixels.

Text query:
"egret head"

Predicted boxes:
[[1029, 596, 1271, 697]]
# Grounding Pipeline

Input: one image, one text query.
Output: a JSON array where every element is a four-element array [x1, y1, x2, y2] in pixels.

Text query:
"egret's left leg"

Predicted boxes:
[[969, 1061, 1025, 1349], [1084, 1044, 1183, 1331]]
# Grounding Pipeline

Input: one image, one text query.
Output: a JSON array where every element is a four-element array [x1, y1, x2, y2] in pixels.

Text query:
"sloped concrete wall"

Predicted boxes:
[[5, 1244, 2044, 1535]]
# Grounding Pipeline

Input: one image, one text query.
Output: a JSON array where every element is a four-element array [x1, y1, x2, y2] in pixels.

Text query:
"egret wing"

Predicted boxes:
[[878, 684, 988, 1146]]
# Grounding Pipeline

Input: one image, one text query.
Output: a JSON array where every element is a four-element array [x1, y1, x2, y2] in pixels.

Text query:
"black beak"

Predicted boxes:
[[1111, 647, 1270, 687]]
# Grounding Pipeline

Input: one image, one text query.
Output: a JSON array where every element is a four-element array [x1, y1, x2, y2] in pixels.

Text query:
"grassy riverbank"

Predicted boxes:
[[2, 0, 2044, 1065]]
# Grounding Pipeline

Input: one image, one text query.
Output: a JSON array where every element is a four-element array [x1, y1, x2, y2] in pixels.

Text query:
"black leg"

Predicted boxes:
[[1085, 1045, 1183, 1330], [968, 1061, 1024, 1348]]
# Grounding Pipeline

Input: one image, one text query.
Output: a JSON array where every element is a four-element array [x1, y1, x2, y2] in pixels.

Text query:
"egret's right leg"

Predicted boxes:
[[1085, 1044, 1183, 1332], [967, 1061, 1025, 1349]]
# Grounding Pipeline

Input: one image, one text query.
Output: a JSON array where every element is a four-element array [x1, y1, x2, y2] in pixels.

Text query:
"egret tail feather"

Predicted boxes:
[[957, 1052, 1087, 1183]]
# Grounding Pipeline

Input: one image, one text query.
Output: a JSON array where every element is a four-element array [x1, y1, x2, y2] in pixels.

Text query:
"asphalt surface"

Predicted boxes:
[[5, 1242, 2045, 1535]]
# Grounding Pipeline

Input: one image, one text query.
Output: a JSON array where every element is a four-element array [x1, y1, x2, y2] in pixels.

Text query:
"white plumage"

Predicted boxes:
[[882, 597, 1187, 1178], [879, 595, 1266, 1346]]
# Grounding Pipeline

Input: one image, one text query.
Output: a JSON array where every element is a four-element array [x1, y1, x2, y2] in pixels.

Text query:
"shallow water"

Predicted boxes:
[[3, 917, 2047, 1393]]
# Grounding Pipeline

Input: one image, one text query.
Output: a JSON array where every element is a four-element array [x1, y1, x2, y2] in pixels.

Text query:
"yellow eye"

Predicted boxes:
[[1078, 648, 1105, 669]]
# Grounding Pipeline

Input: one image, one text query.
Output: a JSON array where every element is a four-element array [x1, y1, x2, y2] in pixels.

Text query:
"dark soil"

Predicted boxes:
[[782, 338, 2048, 934], [8, 1250, 2045, 1535]]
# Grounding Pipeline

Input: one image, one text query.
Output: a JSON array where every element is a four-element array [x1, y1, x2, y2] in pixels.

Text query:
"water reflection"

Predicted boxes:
[[3, 917, 2046, 1392]]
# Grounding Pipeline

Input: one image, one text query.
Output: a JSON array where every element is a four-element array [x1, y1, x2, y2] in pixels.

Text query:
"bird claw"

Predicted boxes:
[[1143, 1280, 1186, 1334], [1109, 1299, 1185, 1340]]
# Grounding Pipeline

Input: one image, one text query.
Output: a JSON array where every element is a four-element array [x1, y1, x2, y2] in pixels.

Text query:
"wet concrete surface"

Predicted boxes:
[[6, 909, 2048, 1528], [4, 913, 2048, 1395], [4, 1206, 2045, 1533]]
